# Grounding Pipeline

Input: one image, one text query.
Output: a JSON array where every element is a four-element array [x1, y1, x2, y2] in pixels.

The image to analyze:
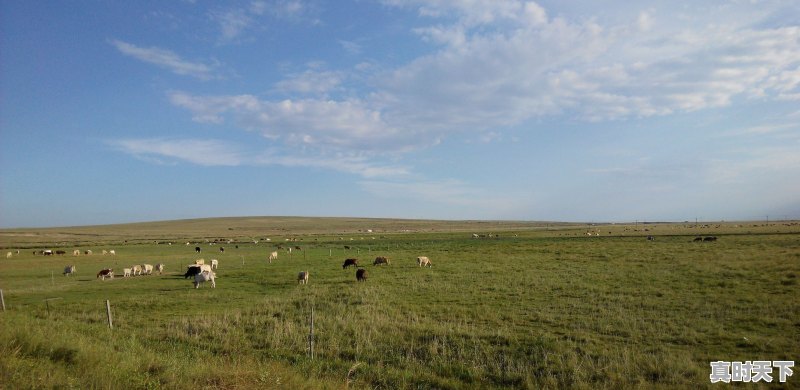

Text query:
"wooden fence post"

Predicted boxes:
[[1, 289, 5, 311], [106, 300, 113, 329]]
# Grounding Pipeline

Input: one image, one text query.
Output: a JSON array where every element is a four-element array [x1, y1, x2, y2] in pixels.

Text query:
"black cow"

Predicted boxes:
[[703, 236, 718, 242], [343, 258, 358, 269], [184, 265, 202, 279], [195, 246, 201, 253], [356, 268, 367, 282], [96, 269, 113, 280], [219, 247, 225, 253]]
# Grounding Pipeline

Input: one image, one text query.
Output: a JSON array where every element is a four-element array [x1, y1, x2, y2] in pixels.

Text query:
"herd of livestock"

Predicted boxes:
[[51, 247, 433, 289]]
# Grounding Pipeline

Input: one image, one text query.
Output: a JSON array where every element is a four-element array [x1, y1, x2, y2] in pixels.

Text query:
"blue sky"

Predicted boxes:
[[1, 0, 799, 228]]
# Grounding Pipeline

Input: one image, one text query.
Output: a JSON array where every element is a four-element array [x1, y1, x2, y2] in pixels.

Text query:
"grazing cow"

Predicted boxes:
[[123, 268, 132, 277], [195, 246, 201, 253], [56, 250, 66, 255], [294, 246, 302, 251], [63, 265, 76, 276], [268, 251, 278, 263], [6, 252, 11, 259], [210, 259, 218, 270], [73, 249, 80, 256], [298, 271, 309, 284], [102, 250, 108, 255], [344, 245, 351, 250], [194, 271, 216, 288], [693, 237, 703, 242], [109, 250, 116, 255], [195, 259, 205, 265], [704, 236, 718, 242], [131, 264, 143, 276], [96, 269, 113, 280], [647, 236, 655, 241], [343, 258, 358, 269], [219, 247, 225, 253], [141, 264, 154, 275], [373, 256, 390, 266], [156, 263, 165, 274], [417, 256, 432, 267], [85, 250, 93, 255], [184, 265, 202, 279], [356, 268, 367, 282], [44, 250, 53, 256]]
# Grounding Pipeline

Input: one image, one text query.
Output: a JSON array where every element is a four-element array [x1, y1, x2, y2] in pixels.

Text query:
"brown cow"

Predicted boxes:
[[373, 256, 390, 266], [343, 258, 358, 269], [356, 268, 367, 282]]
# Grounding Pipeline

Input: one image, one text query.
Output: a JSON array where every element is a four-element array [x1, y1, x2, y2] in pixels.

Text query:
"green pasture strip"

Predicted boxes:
[[1, 222, 798, 388]]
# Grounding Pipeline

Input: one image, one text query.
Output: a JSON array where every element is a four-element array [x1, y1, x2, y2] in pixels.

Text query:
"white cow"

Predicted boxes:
[[268, 251, 278, 263], [417, 256, 432, 267], [63, 265, 76, 276], [123, 268, 132, 277], [210, 259, 218, 270], [109, 250, 116, 255], [298, 271, 309, 284], [194, 271, 216, 288], [141, 264, 154, 275], [102, 250, 108, 255], [73, 249, 80, 256], [85, 250, 93, 255], [155, 263, 165, 274], [6, 252, 11, 259], [131, 264, 143, 276], [199, 264, 212, 273]]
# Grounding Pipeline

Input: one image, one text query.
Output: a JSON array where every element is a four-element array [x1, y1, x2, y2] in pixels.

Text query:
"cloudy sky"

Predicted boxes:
[[1, 0, 799, 228]]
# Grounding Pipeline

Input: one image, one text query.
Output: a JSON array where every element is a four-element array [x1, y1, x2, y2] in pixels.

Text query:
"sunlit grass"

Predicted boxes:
[[1, 219, 799, 388]]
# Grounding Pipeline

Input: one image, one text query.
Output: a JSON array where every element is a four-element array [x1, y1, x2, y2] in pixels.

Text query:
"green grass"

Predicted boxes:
[[1, 218, 799, 388]]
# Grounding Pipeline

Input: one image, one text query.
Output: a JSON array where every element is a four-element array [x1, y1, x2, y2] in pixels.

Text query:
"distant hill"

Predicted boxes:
[[0, 216, 569, 247]]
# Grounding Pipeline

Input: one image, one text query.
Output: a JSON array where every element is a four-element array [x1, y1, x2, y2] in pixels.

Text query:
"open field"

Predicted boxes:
[[1, 217, 799, 388]]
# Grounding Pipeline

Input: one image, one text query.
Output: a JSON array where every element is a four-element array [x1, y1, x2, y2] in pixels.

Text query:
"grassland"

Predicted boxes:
[[1, 217, 798, 389]]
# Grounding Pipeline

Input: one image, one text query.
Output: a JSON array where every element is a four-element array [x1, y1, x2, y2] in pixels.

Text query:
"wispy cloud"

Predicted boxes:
[[275, 69, 344, 95], [377, 1, 800, 126], [167, 91, 427, 152], [210, 0, 318, 43], [108, 137, 410, 178], [110, 40, 219, 80], [107, 138, 245, 166]]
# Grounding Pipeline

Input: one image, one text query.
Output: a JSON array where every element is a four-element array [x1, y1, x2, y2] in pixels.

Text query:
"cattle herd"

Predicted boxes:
[[44, 245, 433, 289]]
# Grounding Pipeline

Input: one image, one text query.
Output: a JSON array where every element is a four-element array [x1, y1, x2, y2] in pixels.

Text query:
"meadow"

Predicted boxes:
[[1, 217, 798, 389]]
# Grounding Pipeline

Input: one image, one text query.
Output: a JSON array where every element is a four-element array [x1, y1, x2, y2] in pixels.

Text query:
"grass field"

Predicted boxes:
[[1, 217, 798, 389]]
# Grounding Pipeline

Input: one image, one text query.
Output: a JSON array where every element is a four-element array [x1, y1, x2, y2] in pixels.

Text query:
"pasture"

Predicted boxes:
[[1, 218, 799, 389]]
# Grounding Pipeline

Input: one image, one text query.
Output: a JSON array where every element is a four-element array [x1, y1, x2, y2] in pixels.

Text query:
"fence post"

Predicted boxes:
[[106, 300, 113, 329], [1, 289, 5, 311]]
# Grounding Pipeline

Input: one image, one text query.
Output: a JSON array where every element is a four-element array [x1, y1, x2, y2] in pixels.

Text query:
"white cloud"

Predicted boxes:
[[111, 40, 219, 80], [211, 8, 253, 41], [108, 138, 245, 166], [210, 0, 317, 42], [108, 137, 409, 178], [167, 91, 427, 152], [275, 69, 344, 95], [376, 1, 800, 127]]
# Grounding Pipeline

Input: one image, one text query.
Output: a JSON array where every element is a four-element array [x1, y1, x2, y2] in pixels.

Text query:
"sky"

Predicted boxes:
[[1, 0, 799, 228]]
